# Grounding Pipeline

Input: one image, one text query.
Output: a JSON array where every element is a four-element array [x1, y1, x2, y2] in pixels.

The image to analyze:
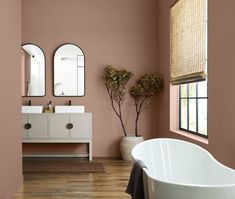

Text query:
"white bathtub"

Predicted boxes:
[[131, 138, 235, 199]]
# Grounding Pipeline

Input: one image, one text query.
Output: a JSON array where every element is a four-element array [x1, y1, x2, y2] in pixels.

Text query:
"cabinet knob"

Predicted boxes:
[[24, 123, 32, 129], [66, 123, 73, 129]]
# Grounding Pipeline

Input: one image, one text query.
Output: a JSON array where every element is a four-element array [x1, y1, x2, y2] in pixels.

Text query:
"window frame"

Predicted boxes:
[[179, 82, 208, 138]]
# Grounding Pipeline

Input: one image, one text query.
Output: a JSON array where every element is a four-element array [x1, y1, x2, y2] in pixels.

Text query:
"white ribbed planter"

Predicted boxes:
[[120, 135, 144, 161]]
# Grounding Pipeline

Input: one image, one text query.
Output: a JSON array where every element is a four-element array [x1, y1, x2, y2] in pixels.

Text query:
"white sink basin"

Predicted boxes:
[[55, 105, 85, 113], [22, 106, 43, 113]]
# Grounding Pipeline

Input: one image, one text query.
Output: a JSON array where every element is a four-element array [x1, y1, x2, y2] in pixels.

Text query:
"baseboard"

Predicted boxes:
[[22, 153, 89, 158], [3, 175, 23, 199]]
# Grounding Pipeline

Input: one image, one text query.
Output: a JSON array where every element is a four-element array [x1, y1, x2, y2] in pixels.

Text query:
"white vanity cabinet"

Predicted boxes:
[[49, 114, 69, 138], [23, 114, 48, 138], [70, 114, 90, 139], [22, 113, 92, 161]]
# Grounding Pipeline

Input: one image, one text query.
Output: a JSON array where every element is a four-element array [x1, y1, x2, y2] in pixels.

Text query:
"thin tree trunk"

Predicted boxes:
[[106, 86, 127, 136], [135, 111, 140, 137], [134, 97, 147, 137], [134, 99, 140, 136], [118, 101, 127, 136]]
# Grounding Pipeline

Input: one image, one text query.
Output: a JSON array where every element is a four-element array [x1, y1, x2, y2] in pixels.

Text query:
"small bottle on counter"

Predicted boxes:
[[48, 101, 52, 110], [45, 101, 53, 113]]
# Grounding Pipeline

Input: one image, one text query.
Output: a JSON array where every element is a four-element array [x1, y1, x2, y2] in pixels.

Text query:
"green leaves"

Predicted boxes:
[[103, 65, 164, 137], [130, 74, 164, 136], [130, 74, 164, 100], [103, 65, 133, 102]]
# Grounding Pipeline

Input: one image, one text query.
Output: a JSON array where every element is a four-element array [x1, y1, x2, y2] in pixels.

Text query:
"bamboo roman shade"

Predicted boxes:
[[170, 0, 207, 85]]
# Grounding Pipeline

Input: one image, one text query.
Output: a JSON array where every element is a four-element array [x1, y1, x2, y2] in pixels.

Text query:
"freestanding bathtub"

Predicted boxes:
[[131, 138, 235, 199]]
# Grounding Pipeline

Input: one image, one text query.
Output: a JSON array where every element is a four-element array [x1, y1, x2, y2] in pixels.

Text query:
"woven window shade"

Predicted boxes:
[[170, 0, 207, 85]]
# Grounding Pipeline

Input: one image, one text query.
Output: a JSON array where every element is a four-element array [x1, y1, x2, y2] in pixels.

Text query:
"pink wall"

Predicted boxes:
[[22, 0, 159, 157], [157, 0, 235, 168], [0, 0, 22, 198]]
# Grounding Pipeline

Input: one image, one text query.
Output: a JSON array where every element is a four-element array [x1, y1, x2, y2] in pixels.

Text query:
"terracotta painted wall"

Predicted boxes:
[[0, 0, 22, 198], [22, 0, 159, 157], [157, 0, 235, 168]]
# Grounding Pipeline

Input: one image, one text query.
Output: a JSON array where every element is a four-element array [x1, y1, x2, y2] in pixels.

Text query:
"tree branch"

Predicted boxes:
[[106, 85, 120, 118], [117, 100, 127, 136], [138, 96, 147, 113], [134, 96, 148, 137], [105, 85, 127, 136], [140, 104, 151, 113]]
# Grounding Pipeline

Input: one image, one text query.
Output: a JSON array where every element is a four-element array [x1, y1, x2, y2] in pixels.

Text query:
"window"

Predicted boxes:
[[170, 0, 208, 138], [179, 81, 208, 137], [170, 0, 208, 85]]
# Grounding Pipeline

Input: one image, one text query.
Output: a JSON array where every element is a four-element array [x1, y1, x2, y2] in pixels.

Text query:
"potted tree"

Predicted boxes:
[[103, 65, 133, 137], [103, 65, 164, 161], [119, 74, 164, 161], [130, 74, 164, 137]]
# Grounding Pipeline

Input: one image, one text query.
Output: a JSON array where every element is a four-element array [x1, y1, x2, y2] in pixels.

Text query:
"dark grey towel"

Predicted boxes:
[[126, 159, 147, 199]]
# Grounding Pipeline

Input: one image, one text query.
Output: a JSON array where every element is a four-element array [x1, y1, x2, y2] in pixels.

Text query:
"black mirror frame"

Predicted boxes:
[[21, 43, 46, 97], [53, 43, 86, 97]]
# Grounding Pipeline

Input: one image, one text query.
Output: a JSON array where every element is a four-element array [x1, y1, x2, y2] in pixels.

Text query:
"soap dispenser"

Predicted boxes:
[[45, 101, 53, 113], [48, 101, 52, 110]]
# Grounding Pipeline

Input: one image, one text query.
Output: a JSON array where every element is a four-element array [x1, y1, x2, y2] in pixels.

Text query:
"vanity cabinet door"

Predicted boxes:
[[28, 115, 48, 138], [49, 115, 69, 138], [22, 115, 28, 138], [70, 114, 91, 139]]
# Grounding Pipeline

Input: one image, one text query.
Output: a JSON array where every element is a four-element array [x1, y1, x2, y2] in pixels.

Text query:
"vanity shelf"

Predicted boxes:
[[22, 113, 92, 161]]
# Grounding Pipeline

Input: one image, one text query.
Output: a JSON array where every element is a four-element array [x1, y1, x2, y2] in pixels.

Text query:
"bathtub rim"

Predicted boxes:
[[132, 138, 235, 188]]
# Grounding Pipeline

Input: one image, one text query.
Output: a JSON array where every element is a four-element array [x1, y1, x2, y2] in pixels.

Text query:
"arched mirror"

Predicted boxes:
[[53, 43, 85, 96], [21, 44, 46, 96]]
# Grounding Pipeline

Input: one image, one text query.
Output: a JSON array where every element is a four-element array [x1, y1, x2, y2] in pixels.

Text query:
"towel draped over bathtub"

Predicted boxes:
[[126, 159, 147, 199]]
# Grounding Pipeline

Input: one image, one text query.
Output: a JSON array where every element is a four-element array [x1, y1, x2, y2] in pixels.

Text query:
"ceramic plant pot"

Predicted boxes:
[[120, 135, 144, 161]]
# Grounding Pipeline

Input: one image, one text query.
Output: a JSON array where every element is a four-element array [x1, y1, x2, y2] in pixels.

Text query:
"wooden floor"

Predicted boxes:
[[14, 158, 132, 199]]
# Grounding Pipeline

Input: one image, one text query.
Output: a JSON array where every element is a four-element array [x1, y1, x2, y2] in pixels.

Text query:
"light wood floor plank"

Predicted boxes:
[[14, 158, 132, 199]]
